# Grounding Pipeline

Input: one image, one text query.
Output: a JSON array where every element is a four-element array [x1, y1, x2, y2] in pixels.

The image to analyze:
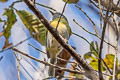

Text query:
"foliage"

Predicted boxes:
[[16, 10, 47, 46], [104, 54, 116, 69], [84, 41, 118, 71], [0, 8, 17, 49], [83, 41, 120, 79], [3, 8, 17, 39]]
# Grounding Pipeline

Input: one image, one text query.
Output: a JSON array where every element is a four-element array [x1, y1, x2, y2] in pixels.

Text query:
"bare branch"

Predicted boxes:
[[56, 0, 68, 30], [98, 6, 110, 80], [13, 52, 21, 80], [75, 5, 98, 35], [93, 0, 120, 17], [12, 48, 85, 75], [73, 19, 117, 50]]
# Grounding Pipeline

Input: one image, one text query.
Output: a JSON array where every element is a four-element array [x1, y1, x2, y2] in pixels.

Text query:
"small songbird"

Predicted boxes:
[[46, 11, 71, 76]]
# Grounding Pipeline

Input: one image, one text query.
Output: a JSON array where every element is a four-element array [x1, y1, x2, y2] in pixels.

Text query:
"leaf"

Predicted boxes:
[[104, 54, 116, 69], [0, 32, 4, 37], [117, 72, 120, 79], [89, 58, 105, 71], [16, 10, 47, 46], [0, 0, 8, 3], [62, 0, 79, 4], [0, 18, 3, 22], [90, 41, 95, 52], [95, 41, 99, 52], [3, 8, 17, 39], [89, 58, 98, 70], [90, 41, 98, 57], [0, 18, 6, 23]]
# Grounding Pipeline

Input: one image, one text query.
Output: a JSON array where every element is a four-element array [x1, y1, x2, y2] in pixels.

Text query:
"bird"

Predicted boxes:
[[46, 11, 71, 76], [17, 9, 71, 76]]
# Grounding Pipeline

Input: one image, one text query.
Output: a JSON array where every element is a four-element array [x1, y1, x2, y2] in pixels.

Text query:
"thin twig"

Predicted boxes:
[[14, 52, 21, 80], [113, 42, 118, 80], [23, 57, 38, 71], [28, 43, 76, 64], [20, 63, 34, 80], [73, 19, 117, 50], [9, 0, 22, 8], [93, 0, 120, 17], [0, 31, 42, 53], [98, 5, 110, 80], [72, 32, 112, 74], [56, 0, 69, 30], [12, 48, 85, 75], [44, 75, 85, 80], [35, 2, 56, 12], [0, 36, 32, 53], [0, 56, 3, 62], [28, 43, 47, 54], [75, 5, 98, 35]]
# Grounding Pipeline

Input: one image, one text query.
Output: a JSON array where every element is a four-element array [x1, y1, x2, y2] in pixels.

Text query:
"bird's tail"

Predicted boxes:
[[49, 58, 56, 76]]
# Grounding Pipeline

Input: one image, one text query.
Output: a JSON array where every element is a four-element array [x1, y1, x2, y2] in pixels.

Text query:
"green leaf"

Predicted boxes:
[[90, 58, 105, 71], [3, 8, 17, 39], [0, 18, 6, 23], [90, 41, 95, 52], [16, 10, 47, 46], [104, 54, 116, 69], [95, 41, 99, 52], [90, 41, 98, 57], [62, 0, 79, 4], [117, 71, 120, 79], [89, 58, 98, 70], [0, 18, 2, 22]]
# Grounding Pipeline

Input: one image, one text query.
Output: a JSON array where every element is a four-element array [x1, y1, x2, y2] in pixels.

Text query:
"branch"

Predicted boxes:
[[72, 32, 113, 75], [98, 7, 110, 80], [73, 19, 117, 50], [28, 43, 76, 64], [35, 2, 56, 12], [13, 52, 21, 80], [12, 48, 85, 75], [0, 35, 32, 53], [56, 0, 68, 30], [23, 0, 99, 79], [75, 5, 98, 35], [93, 0, 120, 17]]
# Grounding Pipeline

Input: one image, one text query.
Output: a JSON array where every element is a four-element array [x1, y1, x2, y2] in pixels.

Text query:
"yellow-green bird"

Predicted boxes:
[[46, 12, 71, 76], [16, 10, 71, 76]]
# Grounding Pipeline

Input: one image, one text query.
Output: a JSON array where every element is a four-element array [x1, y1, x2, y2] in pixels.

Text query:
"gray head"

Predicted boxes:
[[53, 13, 67, 20], [49, 10, 68, 22]]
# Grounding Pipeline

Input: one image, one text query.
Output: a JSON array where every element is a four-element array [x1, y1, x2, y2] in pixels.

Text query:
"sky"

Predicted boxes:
[[0, 0, 119, 80]]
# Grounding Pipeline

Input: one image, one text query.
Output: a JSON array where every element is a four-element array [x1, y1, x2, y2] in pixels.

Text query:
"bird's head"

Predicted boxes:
[[49, 10, 68, 24]]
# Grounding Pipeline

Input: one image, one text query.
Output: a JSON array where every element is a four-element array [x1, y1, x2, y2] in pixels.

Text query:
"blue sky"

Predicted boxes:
[[0, 0, 110, 80]]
